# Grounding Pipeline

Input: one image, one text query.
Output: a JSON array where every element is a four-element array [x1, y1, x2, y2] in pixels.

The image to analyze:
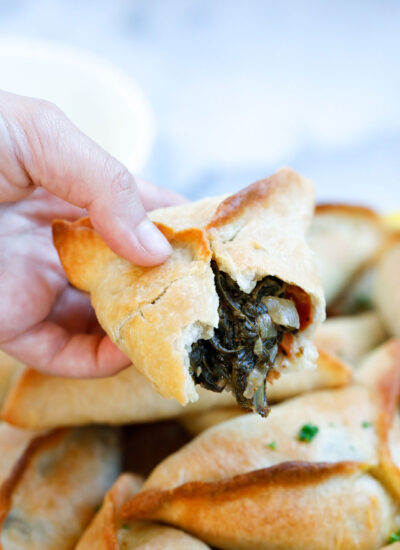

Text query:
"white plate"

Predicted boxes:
[[0, 36, 155, 173]]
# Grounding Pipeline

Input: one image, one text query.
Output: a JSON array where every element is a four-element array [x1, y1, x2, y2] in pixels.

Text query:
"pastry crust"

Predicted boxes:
[[1, 348, 350, 430], [76, 473, 210, 549], [120, 340, 400, 550], [1, 364, 235, 429], [314, 312, 388, 365], [374, 234, 400, 339], [0, 424, 120, 550], [53, 168, 325, 406], [308, 203, 386, 305], [0, 353, 24, 410], [180, 348, 352, 436]]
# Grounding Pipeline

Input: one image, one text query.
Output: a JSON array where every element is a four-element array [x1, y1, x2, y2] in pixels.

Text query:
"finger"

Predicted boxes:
[[16, 188, 86, 225], [0, 91, 171, 266], [1, 321, 130, 378], [136, 178, 188, 211]]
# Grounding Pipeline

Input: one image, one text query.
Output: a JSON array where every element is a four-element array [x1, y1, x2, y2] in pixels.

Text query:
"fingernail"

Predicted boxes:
[[136, 218, 172, 257]]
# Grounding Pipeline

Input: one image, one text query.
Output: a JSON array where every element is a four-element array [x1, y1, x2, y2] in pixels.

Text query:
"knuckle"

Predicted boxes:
[[31, 97, 63, 121], [109, 163, 136, 197], [21, 98, 64, 137], [32, 100, 67, 142], [21, 98, 64, 153]]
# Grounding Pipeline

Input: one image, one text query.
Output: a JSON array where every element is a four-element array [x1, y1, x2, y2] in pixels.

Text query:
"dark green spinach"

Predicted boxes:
[[190, 262, 299, 416]]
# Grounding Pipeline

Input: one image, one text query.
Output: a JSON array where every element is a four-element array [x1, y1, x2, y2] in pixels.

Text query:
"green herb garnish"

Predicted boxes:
[[388, 529, 400, 543], [121, 523, 130, 530], [354, 293, 373, 311], [298, 424, 319, 443], [362, 421, 372, 428], [190, 262, 300, 417], [267, 441, 277, 450]]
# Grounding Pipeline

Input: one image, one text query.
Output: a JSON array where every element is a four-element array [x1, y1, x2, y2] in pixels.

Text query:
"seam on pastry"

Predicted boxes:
[[207, 220, 244, 245], [367, 464, 400, 508], [120, 461, 369, 520], [114, 272, 209, 341], [137, 273, 209, 321]]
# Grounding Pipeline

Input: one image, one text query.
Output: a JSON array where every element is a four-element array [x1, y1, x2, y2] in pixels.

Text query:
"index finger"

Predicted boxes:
[[0, 91, 172, 266]]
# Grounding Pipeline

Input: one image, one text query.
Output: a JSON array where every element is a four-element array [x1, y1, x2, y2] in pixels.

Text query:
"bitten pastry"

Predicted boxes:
[[76, 473, 210, 549], [121, 340, 400, 550], [53, 168, 325, 416], [0, 424, 120, 550]]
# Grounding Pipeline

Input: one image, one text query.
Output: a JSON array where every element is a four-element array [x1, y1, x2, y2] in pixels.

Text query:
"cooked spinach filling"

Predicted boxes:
[[190, 262, 301, 417]]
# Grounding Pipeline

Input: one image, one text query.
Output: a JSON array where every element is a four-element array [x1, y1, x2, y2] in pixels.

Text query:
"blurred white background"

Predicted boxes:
[[0, 0, 399, 210]]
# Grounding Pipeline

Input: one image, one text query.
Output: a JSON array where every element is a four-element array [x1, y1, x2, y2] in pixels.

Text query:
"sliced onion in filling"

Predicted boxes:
[[263, 296, 300, 330], [189, 262, 308, 417]]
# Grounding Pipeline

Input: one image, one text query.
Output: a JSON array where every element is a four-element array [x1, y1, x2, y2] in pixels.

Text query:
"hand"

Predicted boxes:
[[0, 91, 185, 378]]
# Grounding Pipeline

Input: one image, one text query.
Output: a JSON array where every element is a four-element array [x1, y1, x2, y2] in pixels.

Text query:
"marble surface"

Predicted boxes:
[[0, 0, 399, 210]]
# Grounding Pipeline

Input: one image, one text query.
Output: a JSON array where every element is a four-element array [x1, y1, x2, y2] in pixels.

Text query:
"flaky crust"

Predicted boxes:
[[121, 340, 400, 550], [374, 235, 400, 339], [1, 348, 350, 430], [53, 168, 324, 405], [308, 203, 386, 305], [53, 217, 217, 404], [265, 347, 352, 401], [0, 425, 120, 550], [314, 312, 388, 365], [76, 474, 210, 550], [180, 348, 352, 436], [1, 364, 235, 429], [0, 353, 24, 410]]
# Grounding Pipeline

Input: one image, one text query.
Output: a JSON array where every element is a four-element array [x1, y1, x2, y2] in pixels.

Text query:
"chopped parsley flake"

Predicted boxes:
[[267, 441, 277, 450], [355, 294, 373, 311], [298, 424, 319, 443], [362, 421, 372, 428], [121, 523, 131, 530], [388, 529, 400, 543]]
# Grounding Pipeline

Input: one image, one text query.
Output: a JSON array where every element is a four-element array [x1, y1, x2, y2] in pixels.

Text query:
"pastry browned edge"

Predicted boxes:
[[52, 168, 325, 416], [119, 340, 400, 550]]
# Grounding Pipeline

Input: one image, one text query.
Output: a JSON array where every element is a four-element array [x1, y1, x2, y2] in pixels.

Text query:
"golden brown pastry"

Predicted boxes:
[[264, 347, 352, 401], [326, 261, 377, 316], [179, 406, 245, 437], [308, 204, 386, 306], [180, 349, 352, 436], [53, 168, 325, 416], [121, 340, 400, 550], [1, 348, 349, 430], [0, 352, 24, 409], [76, 473, 210, 549], [375, 235, 400, 338], [1, 363, 235, 429], [181, 347, 351, 436], [0, 424, 120, 549], [314, 311, 388, 365]]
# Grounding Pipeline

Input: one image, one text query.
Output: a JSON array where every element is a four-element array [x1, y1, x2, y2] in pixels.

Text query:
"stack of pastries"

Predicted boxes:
[[0, 168, 399, 549]]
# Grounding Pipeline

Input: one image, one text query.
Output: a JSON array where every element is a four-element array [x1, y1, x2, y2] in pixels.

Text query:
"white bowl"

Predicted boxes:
[[0, 37, 155, 173]]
